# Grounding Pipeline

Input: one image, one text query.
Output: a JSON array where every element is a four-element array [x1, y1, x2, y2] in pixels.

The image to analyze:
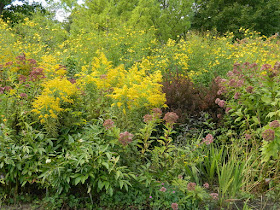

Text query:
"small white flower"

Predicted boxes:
[[46, 159, 51, 163]]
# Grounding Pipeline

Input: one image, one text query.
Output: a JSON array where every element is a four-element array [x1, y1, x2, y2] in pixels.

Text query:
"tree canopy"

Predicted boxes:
[[0, 0, 20, 15], [2, 2, 47, 25], [66, 0, 194, 41], [191, 0, 280, 36]]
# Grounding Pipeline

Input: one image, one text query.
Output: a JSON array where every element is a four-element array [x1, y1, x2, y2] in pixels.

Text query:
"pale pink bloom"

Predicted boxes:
[[159, 187, 166, 192], [210, 193, 219, 200], [187, 182, 196, 191], [246, 86, 253, 93], [245, 133, 251, 140], [203, 183, 209, 189], [215, 98, 221, 104], [103, 119, 114, 130], [163, 112, 179, 124], [218, 100, 226, 108], [203, 134, 213, 145], [171, 203, 178, 210], [269, 120, 280, 128], [234, 92, 241, 100], [119, 131, 134, 145], [262, 129, 275, 141]]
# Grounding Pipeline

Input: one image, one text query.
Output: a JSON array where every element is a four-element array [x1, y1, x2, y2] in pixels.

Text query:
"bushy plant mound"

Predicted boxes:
[[0, 15, 280, 209]]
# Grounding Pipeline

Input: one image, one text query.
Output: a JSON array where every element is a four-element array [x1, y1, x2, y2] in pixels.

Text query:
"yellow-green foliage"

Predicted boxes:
[[142, 30, 280, 84], [62, 26, 157, 72], [0, 19, 16, 63]]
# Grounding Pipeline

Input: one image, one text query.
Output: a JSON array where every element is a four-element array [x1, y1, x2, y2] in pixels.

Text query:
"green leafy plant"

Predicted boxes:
[[39, 122, 136, 197]]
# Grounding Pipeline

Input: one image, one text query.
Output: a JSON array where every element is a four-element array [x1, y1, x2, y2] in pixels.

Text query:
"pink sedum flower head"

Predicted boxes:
[[171, 203, 178, 210], [163, 112, 179, 124], [203, 134, 214, 145], [246, 86, 253, 93], [28, 58, 37, 65], [262, 129, 275, 141], [261, 64, 272, 71], [203, 183, 209, 189], [234, 92, 241, 100], [20, 93, 28, 98], [269, 120, 280, 128], [215, 98, 221, 104], [187, 182, 196, 191], [119, 131, 134, 146], [218, 100, 226, 108], [159, 187, 166, 192], [210, 193, 219, 200], [203, 182, 209, 189], [229, 79, 237, 87], [237, 80, 244, 87], [245, 133, 252, 140], [18, 75, 27, 82], [152, 108, 162, 117], [103, 119, 114, 130], [143, 114, 154, 123], [227, 71, 234, 77]]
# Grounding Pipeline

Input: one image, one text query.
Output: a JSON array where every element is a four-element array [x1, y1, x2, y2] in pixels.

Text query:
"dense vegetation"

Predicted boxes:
[[0, 0, 280, 209]]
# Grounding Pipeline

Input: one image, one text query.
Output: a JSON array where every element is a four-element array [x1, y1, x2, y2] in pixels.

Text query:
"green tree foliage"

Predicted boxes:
[[191, 0, 280, 36], [67, 0, 194, 41], [0, 0, 19, 15], [2, 2, 47, 25], [157, 0, 194, 40]]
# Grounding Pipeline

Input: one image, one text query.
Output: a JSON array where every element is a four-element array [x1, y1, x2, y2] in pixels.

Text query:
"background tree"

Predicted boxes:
[[191, 0, 280, 36], [2, 2, 47, 25], [68, 0, 194, 41], [0, 0, 21, 15]]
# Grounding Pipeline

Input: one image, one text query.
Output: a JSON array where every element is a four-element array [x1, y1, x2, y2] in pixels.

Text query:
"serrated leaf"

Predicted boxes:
[[261, 96, 272, 104], [266, 112, 276, 118]]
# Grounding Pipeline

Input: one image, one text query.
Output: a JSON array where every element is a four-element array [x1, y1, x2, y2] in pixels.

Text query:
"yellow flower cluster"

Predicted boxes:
[[39, 54, 65, 78], [77, 52, 166, 112], [141, 38, 190, 76], [32, 77, 79, 123], [140, 30, 280, 83], [109, 65, 165, 110]]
